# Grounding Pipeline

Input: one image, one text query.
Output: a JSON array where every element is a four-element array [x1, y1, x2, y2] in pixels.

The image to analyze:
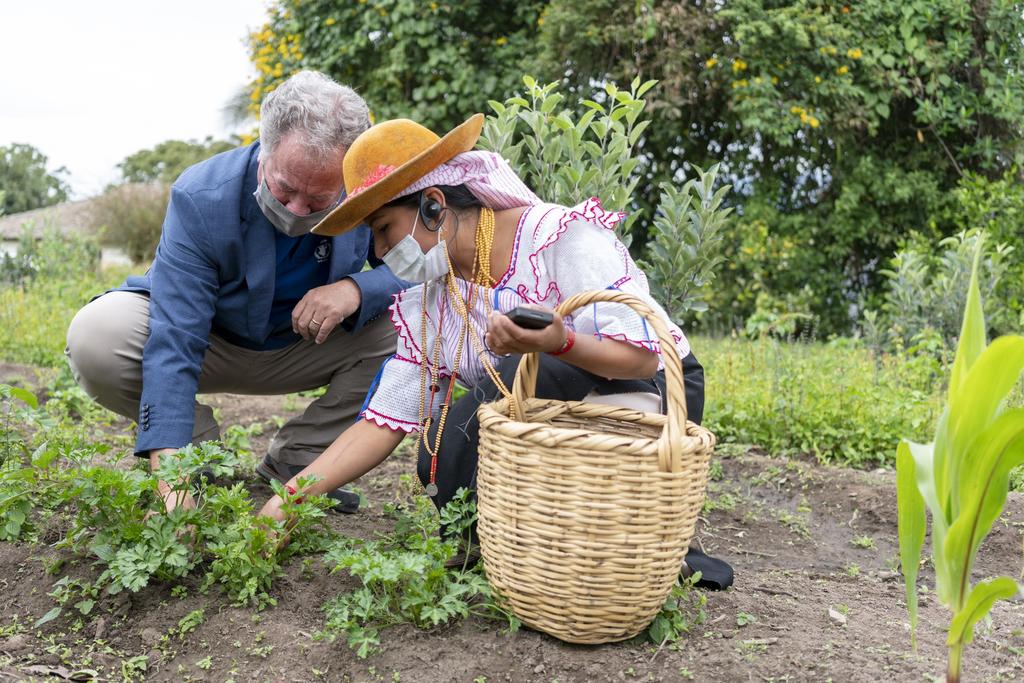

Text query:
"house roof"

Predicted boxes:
[[0, 198, 100, 240]]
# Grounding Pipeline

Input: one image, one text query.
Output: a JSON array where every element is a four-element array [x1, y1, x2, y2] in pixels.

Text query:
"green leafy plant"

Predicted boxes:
[[868, 230, 1015, 354], [2, 438, 333, 624], [480, 76, 732, 311], [201, 477, 335, 609], [645, 572, 708, 646], [639, 165, 733, 320], [896, 237, 1024, 682], [702, 335, 942, 466], [480, 75, 655, 244], [317, 489, 515, 658]]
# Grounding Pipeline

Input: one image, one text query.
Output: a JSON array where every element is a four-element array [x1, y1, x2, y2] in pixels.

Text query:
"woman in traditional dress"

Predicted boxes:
[[257, 113, 706, 531]]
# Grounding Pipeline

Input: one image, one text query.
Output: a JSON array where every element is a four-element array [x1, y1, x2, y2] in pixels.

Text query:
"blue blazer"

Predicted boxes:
[[114, 142, 404, 454]]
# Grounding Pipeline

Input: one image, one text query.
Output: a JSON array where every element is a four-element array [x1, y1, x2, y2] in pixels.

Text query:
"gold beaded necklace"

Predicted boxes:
[[418, 206, 510, 497]]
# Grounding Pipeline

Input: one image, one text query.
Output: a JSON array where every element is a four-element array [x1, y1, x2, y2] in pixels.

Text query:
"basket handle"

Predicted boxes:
[[510, 290, 688, 473]]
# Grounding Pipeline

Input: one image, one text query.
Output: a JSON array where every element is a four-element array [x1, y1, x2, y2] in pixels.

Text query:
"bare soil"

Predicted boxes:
[[1, 363, 1022, 682]]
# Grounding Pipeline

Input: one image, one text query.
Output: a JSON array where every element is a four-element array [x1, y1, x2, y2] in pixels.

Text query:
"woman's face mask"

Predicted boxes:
[[381, 209, 449, 282], [254, 178, 338, 238]]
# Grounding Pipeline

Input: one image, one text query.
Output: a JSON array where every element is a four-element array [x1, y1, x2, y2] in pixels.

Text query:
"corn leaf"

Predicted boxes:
[[948, 235, 987, 400], [947, 577, 1021, 647], [938, 238, 987, 511], [896, 440, 927, 647], [944, 408, 1024, 600], [905, 431, 957, 609], [948, 336, 1024, 473]]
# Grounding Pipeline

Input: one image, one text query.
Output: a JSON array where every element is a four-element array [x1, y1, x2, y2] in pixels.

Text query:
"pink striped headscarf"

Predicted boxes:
[[390, 151, 542, 209]]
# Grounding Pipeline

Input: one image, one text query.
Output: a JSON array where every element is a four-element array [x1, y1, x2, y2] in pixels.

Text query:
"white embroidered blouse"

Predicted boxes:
[[361, 198, 691, 433]]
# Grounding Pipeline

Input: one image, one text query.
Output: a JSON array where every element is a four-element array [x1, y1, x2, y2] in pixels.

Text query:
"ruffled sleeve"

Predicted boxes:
[[360, 355, 425, 433], [532, 198, 691, 362], [361, 354, 452, 433]]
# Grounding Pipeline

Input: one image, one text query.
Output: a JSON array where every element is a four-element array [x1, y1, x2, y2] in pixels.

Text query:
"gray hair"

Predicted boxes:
[[258, 70, 370, 164]]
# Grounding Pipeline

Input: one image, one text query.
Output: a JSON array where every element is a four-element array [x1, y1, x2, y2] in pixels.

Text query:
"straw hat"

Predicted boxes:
[[311, 113, 484, 236]]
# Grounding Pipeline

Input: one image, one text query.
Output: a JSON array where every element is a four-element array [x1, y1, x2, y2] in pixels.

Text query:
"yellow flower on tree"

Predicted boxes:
[[324, 17, 335, 26], [732, 58, 748, 73], [847, 47, 862, 59], [837, 65, 849, 75], [705, 57, 718, 69]]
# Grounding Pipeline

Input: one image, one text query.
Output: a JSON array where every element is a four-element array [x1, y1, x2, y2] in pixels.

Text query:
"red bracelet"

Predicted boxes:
[[284, 484, 304, 503], [548, 328, 576, 356]]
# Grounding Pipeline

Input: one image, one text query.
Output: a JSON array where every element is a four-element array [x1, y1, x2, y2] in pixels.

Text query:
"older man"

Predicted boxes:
[[65, 71, 403, 513]]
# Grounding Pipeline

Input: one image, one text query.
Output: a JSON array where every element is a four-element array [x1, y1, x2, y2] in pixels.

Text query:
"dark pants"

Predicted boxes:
[[417, 351, 705, 517]]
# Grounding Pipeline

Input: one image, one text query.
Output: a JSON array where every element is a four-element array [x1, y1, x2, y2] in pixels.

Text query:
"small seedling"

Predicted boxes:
[[177, 609, 205, 638], [851, 535, 876, 550]]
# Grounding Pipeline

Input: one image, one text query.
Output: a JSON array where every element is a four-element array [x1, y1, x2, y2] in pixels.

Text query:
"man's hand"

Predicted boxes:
[[149, 447, 197, 514], [292, 278, 362, 344]]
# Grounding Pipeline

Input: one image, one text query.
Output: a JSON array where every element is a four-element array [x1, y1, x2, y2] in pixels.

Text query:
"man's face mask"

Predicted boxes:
[[254, 178, 338, 238], [381, 209, 449, 283]]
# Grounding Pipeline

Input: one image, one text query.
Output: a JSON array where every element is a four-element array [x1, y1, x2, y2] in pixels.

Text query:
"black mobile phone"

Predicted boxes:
[[506, 306, 554, 330]]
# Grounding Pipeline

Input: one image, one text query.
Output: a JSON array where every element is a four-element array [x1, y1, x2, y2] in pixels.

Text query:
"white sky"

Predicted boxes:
[[0, 1, 271, 199]]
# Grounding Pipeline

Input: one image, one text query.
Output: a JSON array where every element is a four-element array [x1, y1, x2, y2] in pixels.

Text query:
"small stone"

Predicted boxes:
[[93, 616, 107, 641], [533, 664, 545, 674], [140, 627, 163, 646], [828, 607, 848, 625], [0, 634, 30, 653], [112, 592, 132, 616]]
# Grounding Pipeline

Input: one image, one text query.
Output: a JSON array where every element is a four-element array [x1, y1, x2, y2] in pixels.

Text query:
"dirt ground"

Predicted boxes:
[[1, 363, 1022, 682]]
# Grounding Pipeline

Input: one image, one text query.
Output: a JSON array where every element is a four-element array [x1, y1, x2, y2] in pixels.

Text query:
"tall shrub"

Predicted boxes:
[[88, 183, 169, 264], [480, 77, 732, 320], [865, 231, 1015, 353]]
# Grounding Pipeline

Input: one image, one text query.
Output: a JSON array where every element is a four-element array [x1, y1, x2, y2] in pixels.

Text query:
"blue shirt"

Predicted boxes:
[[264, 230, 333, 349]]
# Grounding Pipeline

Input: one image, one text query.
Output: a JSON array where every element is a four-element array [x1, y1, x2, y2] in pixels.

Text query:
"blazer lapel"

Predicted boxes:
[[241, 157, 276, 340]]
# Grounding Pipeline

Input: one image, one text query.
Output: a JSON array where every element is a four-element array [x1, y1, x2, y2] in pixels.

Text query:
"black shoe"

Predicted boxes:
[[255, 455, 360, 514], [682, 547, 734, 590], [444, 546, 481, 570]]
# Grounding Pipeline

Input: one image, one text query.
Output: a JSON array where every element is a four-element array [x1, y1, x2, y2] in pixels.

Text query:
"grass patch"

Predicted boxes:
[[0, 228, 135, 367], [697, 335, 943, 468]]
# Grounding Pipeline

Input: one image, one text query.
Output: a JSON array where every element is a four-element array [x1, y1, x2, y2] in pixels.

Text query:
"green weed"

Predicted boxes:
[[317, 489, 514, 658]]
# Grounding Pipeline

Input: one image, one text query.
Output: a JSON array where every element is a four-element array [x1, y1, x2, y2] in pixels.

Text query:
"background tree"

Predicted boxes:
[[117, 137, 236, 185], [249, 0, 1024, 335], [0, 144, 70, 215], [539, 0, 1024, 333], [83, 138, 234, 265], [247, 0, 546, 135]]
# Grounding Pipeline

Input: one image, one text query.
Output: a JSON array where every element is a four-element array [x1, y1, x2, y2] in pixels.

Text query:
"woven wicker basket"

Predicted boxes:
[[476, 290, 715, 644]]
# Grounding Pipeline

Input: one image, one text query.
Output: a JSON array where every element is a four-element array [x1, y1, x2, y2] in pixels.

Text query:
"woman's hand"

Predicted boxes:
[[486, 305, 567, 356], [258, 493, 288, 523]]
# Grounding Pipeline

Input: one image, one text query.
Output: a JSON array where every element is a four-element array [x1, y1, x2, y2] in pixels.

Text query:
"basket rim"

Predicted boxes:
[[479, 396, 713, 457]]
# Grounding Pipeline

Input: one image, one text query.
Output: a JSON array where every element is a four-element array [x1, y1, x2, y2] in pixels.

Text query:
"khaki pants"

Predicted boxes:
[[65, 291, 396, 466]]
